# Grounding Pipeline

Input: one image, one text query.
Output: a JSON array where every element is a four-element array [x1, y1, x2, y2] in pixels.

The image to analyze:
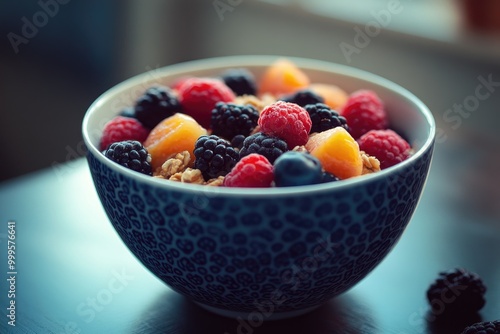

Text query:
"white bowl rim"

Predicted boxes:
[[83, 55, 435, 197]]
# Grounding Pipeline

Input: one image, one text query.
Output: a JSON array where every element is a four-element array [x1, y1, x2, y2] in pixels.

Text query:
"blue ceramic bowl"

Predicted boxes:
[[82, 56, 435, 319]]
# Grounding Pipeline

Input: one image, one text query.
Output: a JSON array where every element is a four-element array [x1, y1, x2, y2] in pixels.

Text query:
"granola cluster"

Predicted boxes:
[[361, 151, 381, 175], [233, 94, 276, 113], [153, 151, 224, 186]]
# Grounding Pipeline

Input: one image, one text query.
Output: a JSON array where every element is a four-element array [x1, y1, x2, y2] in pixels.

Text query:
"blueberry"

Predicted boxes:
[[321, 171, 339, 183], [274, 151, 323, 187]]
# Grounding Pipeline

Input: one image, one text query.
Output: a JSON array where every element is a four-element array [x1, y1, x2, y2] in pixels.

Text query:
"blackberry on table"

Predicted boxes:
[[461, 320, 500, 334], [134, 86, 182, 129], [280, 89, 324, 107], [239, 132, 288, 164], [104, 140, 152, 175], [305, 103, 349, 133], [211, 102, 259, 141], [220, 68, 257, 96], [194, 135, 239, 180], [427, 268, 486, 317]]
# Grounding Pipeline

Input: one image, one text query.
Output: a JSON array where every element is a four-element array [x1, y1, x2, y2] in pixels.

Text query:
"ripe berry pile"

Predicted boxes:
[[99, 58, 412, 187]]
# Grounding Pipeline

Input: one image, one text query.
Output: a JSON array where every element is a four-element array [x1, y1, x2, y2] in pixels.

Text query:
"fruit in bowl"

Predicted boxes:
[[82, 56, 435, 319]]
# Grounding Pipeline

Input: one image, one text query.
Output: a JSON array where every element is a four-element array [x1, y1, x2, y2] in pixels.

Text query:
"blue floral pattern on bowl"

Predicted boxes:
[[87, 143, 432, 314]]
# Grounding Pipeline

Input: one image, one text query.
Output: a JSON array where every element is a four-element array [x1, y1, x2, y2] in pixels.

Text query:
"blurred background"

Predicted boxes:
[[1, 3, 500, 332], [1, 0, 500, 215]]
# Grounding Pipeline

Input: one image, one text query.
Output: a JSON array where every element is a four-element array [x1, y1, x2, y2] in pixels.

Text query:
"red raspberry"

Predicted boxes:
[[357, 129, 411, 169], [100, 116, 150, 151], [258, 101, 311, 149], [178, 78, 235, 128], [341, 90, 388, 139], [224, 154, 274, 188]]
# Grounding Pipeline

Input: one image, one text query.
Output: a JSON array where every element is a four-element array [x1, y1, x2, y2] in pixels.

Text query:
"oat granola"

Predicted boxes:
[[361, 151, 381, 174], [233, 94, 276, 113], [153, 151, 191, 179]]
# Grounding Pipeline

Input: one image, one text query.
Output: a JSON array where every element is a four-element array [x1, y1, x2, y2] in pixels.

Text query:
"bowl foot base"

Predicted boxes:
[[194, 302, 321, 320]]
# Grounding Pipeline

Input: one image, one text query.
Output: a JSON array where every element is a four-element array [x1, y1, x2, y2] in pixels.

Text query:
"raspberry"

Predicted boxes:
[[427, 268, 487, 318], [194, 135, 239, 180], [305, 103, 349, 133], [100, 116, 150, 151], [104, 140, 152, 175], [341, 90, 388, 139], [224, 154, 274, 188], [220, 68, 257, 96], [211, 102, 259, 141], [258, 101, 312, 149], [172, 76, 191, 91], [280, 89, 324, 107], [239, 132, 288, 164], [357, 129, 411, 169], [461, 320, 500, 334], [134, 86, 182, 129], [274, 151, 323, 187], [178, 78, 236, 129]]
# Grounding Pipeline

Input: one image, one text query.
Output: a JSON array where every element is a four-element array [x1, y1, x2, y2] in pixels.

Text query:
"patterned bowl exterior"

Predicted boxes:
[[83, 56, 435, 316], [86, 143, 433, 313]]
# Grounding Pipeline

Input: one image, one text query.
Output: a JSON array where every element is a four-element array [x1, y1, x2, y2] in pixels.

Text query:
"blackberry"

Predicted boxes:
[[305, 103, 349, 133], [211, 102, 259, 140], [239, 132, 288, 164], [194, 135, 239, 180], [427, 268, 486, 317], [221, 68, 257, 96], [280, 89, 324, 107], [134, 86, 182, 129], [462, 320, 500, 334], [104, 140, 152, 175], [231, 134, 246, 150]]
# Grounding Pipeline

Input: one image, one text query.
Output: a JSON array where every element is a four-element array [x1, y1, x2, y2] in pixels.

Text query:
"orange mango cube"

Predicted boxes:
[[258, 58, 310, 96], [144, 113, 207, 170], [305, 127, 363, 180], [309, 83, 348, 110]]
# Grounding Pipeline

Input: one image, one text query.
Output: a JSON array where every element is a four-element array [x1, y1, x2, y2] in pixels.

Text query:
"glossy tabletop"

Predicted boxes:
[[0, 136, 499, 334]]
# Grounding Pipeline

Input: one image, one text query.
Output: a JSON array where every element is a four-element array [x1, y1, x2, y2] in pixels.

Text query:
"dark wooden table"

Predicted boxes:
[[1, 136, 499, 334]]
